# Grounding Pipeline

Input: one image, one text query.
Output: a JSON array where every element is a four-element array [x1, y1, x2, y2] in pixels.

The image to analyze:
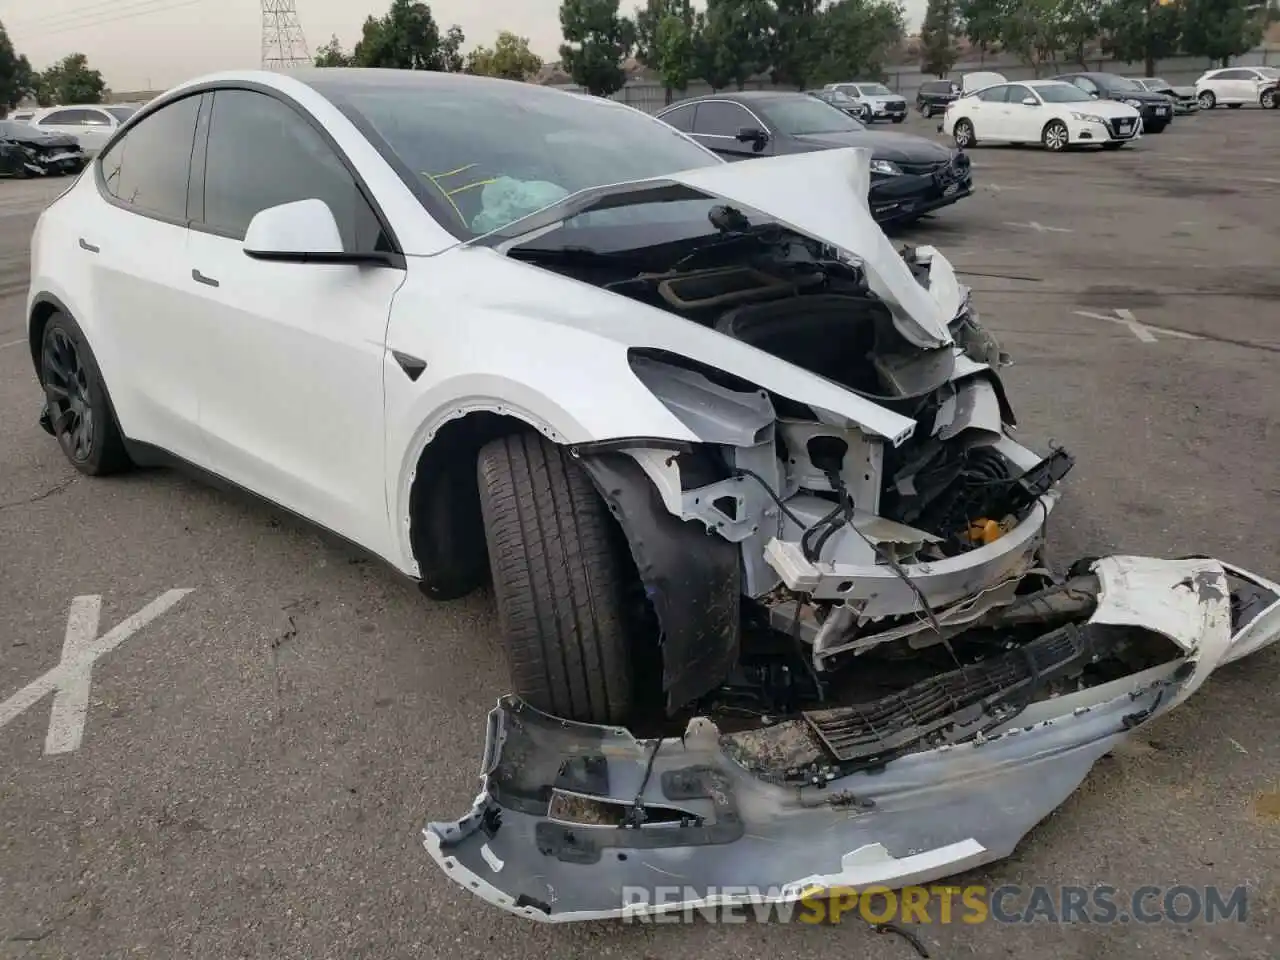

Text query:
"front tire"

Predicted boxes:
[[920, 103, 933, 118], [40, 311, 131, 476], [1042, 120, 1069, 152], [1262, 89, 1277, 109], [477, 432, 634, 724], [953, 118, 976, 148]]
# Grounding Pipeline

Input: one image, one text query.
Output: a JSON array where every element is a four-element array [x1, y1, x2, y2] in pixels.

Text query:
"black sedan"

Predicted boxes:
[[1051, 73, 1174, 132], [655, 91, 972, 225], [0, 120, 86, 177]]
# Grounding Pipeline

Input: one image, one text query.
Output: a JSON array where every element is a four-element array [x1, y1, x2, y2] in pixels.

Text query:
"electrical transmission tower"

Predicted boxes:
[[261, 0, 312, 70]]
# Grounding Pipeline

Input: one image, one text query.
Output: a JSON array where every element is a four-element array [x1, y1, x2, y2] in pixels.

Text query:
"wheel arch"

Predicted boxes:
[[27, 292, 73, 383]]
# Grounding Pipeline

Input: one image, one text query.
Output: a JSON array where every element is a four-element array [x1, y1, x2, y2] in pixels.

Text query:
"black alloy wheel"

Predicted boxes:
[[43, 327, 95, 463]]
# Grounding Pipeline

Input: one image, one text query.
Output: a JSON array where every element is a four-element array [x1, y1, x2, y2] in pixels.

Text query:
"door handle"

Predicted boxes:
[[191, 268, 219, 288], [78, 238, 99, 253]]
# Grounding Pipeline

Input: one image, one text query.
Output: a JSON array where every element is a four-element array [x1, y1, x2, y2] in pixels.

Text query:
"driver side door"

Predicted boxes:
[[1000, 84, 1041, 142], [182, 87, 407, 556]]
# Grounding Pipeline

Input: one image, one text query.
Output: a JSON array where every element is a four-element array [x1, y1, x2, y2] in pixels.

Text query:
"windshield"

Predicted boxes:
[[1104, 75, 1142, 91], [105, 106, 137, 122], [313, 76, 719, 238], [822, 91, 857, 106], [1146, 78, 1168, 88], [858, 84, 893, 97], [1035, 83, 1094, 104], [758, 97, 863, 135]]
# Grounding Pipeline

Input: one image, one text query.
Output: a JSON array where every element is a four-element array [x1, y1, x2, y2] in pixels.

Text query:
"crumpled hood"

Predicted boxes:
[[477, 149, 956, 349], [793, 130, 954, 163], [4, 130, 79, 149]]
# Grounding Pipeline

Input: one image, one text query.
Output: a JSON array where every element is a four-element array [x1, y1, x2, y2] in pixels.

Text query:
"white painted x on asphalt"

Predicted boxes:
[[1074, 309, 1205, 343], [0, 589, 194, 755]]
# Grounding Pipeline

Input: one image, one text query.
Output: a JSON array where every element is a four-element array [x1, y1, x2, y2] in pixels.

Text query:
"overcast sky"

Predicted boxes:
[[3, 0, 928, 92]]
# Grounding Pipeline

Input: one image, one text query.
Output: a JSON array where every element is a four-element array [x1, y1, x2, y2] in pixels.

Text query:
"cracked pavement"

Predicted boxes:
[[1, 110, 1278, 959]]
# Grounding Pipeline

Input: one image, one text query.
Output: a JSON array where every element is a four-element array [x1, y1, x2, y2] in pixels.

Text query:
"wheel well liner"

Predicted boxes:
[[575, 450, 742, 714]]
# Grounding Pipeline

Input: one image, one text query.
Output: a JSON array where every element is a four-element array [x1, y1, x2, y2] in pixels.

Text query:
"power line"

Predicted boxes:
[[10, 0, 210, 39]]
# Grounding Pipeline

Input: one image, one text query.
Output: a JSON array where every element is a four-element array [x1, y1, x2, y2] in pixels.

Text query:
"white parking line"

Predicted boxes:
[[1074, 308, 1205, 343], [1, 338, 25, 350], [0, 589, 195, 756], [1004, 221, 1072, 234]]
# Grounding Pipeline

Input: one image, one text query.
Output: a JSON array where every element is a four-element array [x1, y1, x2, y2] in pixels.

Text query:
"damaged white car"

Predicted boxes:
[[26, 69, 1280, 921]]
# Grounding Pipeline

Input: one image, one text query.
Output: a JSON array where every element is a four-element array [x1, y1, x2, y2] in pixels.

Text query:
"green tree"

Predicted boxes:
[[38, 53, 105, 105], [314, 34, 354, 67], [702, 0, 774, 89], [1058, 0, 1102, 67], [558, 0, 636, 96], [464, 31, 544, 79], [957, 0, 1004, 59], [692, 11, 734, 89], [812, 0, 906, 84], [0, 21, 35, 113], [771, 0, 823, 88], [353, 0, 462, 70], [919, 0, 959, 76], [634, 0, 693, 102], [1181, 0, 1264, 66], [1098, 0, 1180, 75], [655, 12, 697, 97]]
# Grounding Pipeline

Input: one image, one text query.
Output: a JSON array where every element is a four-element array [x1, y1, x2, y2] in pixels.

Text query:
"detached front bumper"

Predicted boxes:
[[424, 556, 1280, 922]]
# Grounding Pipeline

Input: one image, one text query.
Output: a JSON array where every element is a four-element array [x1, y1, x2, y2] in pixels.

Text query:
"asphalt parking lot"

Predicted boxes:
[[2, 108, 1278, 959]]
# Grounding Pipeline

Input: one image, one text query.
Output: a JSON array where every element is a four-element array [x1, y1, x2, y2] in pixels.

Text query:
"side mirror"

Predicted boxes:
[[736, 126, 768, 143], [1021, 96, 1038, 106], [243, 198, 393, 265]]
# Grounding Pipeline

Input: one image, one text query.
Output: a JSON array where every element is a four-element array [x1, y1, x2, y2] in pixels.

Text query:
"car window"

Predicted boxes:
[[40, 109, 91, 125], [81, 110, 113, 126], [659, 103, 696, 132], [977, 85, 1010, 103], [1147, 78, 1168, 88], [1066, 76, 1097, 93], [1034, 83, 1093, 103], [201, 88, 386, 253], [692, 101, 756, 136], [98, 94, 200, 221], [1007, 85, 1035, 103], [105, 106, 138, 123], [10, 112, 33, 121]]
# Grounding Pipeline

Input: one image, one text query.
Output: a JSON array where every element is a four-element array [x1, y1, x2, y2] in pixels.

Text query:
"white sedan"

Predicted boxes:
[[941, 79, 1142, 151], [24, 68, 1280, 919]]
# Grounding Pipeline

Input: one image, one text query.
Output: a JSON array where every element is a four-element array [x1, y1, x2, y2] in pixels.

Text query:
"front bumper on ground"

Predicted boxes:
[[870, 160, 973, 223], [423, 556, 1280, 922]]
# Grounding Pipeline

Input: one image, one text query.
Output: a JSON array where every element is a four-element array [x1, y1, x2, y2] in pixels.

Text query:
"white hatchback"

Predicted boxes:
[[941, 79, 1142, 151]]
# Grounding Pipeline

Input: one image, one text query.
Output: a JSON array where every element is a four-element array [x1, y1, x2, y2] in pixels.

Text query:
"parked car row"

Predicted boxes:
[[655, 90, 972, 225], [2, 103, 143, 160], [0, 120, 86, 178]]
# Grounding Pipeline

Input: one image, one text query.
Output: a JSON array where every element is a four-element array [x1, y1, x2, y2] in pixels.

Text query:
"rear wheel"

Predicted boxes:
[[477, 431, 634, 724], [1198, 90, 1215, 110], [39, 311, 131, 476], [953, 118, 976, 148], [1042, 120, 1069, 152]]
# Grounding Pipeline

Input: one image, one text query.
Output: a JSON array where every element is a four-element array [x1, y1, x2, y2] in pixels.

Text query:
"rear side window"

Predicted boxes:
[[692, 101, 754, 136], [660, 103, 696, 132], [200, 88, 386, 253], [98, 94, 201, 222], [40, 109, 92, 125]]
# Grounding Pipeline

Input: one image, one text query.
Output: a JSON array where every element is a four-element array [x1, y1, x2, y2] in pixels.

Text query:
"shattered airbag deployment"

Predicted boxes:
[[423, 150, 1280, 919], [426, 558, 1280, 921]]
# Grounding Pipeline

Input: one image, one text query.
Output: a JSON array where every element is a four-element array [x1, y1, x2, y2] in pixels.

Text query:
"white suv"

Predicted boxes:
[[1195, 66, 1280, 109], [27, 104, 140, 155]]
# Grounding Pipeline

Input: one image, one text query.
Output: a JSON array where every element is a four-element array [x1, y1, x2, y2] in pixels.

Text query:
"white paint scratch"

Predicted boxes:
[[0, 589, 194, 756]]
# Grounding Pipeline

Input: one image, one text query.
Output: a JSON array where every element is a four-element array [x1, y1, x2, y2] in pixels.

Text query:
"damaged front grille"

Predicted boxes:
[[802, 623, 1089, 763]]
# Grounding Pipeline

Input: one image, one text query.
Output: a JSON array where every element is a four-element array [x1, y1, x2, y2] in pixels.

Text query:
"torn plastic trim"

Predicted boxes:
[[422, 557, 1280, 923], [575, 449, 741, 714]]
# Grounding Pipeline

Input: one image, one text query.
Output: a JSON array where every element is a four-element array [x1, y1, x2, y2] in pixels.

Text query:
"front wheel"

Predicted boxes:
[[1262, 89, 1277, 109], [953, 118, 976, 148], [477, 432, 634, 724], [40, 311, 131, 476], [1042, 120, 1069, 152], [1198, 90, 1216, 110]]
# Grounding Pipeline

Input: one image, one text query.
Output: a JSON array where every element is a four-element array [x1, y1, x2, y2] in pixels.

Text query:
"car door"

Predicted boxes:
[[183, 86, 406, 551], [74, 108, 116, 153], [1000, 84, 1041, 142], [1216, 69, 1250, 103], [80, 93, 207, 461], [971, 84, 1012, 138], [689, 100, 773, 160]]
